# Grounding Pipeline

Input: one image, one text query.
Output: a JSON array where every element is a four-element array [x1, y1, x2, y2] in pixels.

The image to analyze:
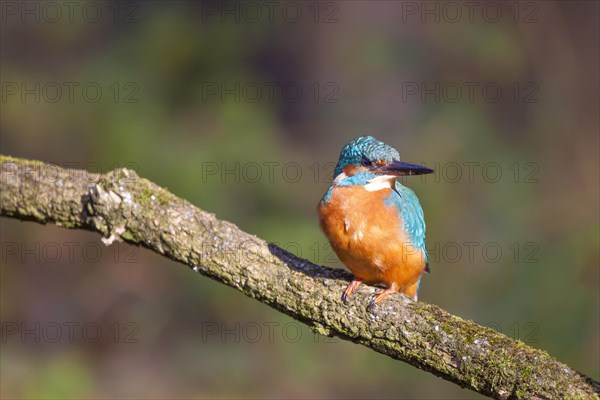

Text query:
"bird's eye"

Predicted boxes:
[[360, 157, 372, 167]]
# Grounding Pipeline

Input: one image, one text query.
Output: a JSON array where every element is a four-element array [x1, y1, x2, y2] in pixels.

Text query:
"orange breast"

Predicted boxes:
[[318, 185, 426, 295]]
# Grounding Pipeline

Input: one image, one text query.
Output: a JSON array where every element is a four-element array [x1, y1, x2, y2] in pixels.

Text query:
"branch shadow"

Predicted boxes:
[[267, 242, 352, 283]]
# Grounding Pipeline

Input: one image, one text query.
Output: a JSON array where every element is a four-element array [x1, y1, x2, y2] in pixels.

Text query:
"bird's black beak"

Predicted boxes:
[[373, 161, 434, 176]]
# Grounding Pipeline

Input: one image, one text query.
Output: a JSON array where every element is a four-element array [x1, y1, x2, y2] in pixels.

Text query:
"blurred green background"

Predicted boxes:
[[1, 1, 598, 399]]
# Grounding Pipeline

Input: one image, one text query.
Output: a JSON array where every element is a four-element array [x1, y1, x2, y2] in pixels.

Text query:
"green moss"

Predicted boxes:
[[1, 154, 46, 167], [1, 155, 23, 163], [121, 230, 136, 242], [136, 181, 172, 205]]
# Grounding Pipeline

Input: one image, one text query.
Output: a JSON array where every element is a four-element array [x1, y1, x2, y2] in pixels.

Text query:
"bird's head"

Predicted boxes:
[[333, 136, 433, 182]]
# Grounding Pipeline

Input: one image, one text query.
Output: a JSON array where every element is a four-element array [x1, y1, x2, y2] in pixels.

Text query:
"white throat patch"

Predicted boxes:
[[363, 175, 397, 192]]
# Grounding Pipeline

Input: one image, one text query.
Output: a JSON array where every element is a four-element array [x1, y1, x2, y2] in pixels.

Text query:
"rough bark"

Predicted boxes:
[[1, 155, 598, 400]]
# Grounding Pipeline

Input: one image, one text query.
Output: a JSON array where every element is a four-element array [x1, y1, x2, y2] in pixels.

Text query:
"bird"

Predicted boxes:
[[318, 136, 434, 311]]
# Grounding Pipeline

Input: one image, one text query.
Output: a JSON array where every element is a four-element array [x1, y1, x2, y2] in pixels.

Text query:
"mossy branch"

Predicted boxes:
[[1, 155, 598, 400]]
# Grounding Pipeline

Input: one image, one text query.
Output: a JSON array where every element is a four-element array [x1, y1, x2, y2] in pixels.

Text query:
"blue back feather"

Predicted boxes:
[[385, 182, 429, 266]]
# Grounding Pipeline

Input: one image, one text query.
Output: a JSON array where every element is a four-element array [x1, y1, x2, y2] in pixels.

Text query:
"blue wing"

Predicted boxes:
[[385, 181, 429, 272]]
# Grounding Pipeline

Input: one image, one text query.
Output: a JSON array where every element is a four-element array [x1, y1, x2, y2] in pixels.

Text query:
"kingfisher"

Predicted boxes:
[[318, 136, 434, 311]]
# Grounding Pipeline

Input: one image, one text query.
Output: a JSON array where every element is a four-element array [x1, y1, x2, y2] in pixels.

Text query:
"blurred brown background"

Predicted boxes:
[[1, 1, 598, 399]]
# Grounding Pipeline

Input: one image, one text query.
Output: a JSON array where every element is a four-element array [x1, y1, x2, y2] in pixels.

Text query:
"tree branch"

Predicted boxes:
[[1, 155, 598, 400]]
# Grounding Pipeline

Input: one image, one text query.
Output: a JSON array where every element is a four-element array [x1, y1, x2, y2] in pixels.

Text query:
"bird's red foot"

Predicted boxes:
[[367, 283, 398, 312], [341, 278, 364, 304]]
